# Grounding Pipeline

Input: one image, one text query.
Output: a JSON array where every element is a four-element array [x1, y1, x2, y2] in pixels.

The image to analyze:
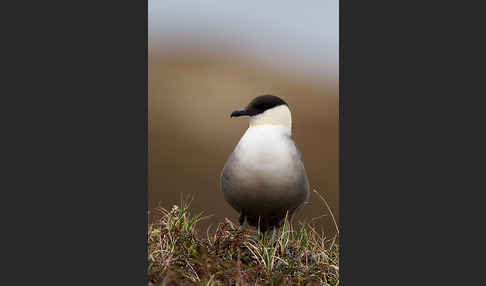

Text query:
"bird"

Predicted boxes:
[[220, 95, 310, 234]]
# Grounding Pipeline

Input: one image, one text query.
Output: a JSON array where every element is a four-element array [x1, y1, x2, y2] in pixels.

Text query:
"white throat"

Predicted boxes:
[[248, 105, 292, 135]]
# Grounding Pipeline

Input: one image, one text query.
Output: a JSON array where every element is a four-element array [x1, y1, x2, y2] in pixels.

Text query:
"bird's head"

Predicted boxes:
[[230, 95, 292, 131]]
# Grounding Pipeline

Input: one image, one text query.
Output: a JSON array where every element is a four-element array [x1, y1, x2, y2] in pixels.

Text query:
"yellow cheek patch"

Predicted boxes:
[[249, 121, 285, 126]]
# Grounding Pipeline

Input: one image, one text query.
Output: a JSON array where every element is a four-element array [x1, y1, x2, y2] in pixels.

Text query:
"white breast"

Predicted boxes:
[[232, 125, 300, 189]]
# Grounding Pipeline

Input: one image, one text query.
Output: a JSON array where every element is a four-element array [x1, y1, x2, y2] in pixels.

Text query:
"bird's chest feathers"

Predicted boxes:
[[232, 126, 298, 187]]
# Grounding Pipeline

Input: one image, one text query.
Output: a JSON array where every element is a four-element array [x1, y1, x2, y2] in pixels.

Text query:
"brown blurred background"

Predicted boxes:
[[149, 1, 338, 235]]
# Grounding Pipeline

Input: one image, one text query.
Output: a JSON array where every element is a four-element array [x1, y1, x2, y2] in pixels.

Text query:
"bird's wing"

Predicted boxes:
[[291, 140, 310, 204]]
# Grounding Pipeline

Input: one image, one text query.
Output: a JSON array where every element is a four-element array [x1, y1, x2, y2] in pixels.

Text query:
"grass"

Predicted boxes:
[[148, 192, 339, 286]]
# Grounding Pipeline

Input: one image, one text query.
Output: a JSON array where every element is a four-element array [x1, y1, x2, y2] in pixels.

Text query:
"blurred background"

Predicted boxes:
[[149, 1, 339, 234]]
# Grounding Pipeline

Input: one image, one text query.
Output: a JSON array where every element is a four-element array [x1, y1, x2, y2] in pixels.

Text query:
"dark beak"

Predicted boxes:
[[230, 108, 249, 118]]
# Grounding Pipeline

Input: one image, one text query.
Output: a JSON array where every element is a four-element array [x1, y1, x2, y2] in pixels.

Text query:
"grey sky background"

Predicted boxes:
[[149, 0, 338, 83]]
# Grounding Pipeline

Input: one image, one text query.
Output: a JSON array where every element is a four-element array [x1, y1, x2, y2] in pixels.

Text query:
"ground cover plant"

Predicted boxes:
[[148, 192, 339, 286]]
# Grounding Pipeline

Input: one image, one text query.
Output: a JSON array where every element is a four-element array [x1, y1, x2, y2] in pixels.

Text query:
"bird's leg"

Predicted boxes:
[[271, 226, 277, 242], [239, 212, 245, 230]]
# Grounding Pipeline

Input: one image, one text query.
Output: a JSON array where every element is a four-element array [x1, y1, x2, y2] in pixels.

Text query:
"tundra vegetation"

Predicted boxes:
[[148, 192, 339, 286]]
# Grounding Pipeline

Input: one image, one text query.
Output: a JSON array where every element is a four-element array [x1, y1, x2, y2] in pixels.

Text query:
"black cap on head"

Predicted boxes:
[[231, 95, 288, 117]]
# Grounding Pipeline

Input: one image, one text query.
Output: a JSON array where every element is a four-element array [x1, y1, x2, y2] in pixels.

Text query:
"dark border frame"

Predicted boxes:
[[5, 0, 468, 284]]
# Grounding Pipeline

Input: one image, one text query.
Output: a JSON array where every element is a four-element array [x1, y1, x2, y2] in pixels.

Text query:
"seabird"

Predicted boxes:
[[221, 95, 310, 234]]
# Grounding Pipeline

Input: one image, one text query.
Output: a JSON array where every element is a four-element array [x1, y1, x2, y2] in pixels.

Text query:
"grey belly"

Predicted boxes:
[[220, 155, 309, 219]]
